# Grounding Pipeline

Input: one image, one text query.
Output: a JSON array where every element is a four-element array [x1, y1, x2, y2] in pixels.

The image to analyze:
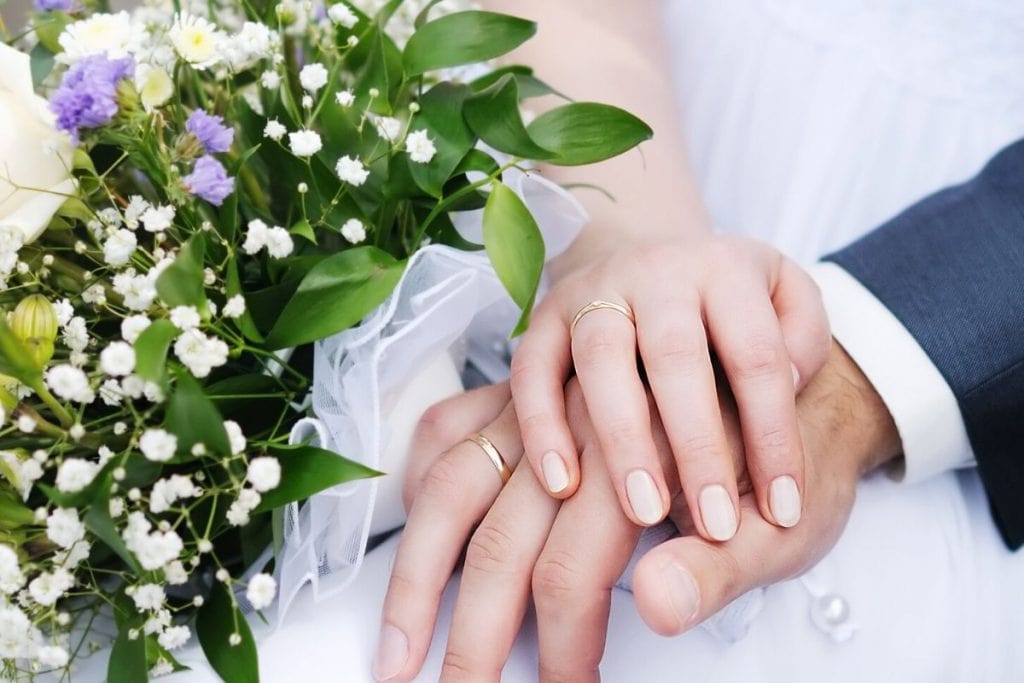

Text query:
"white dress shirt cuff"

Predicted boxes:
[[808, 262, 975, 482]]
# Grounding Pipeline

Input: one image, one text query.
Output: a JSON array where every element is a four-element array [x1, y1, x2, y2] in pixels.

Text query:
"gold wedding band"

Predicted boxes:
[[468, 433, 513, 485], [570, 299, 636, 337]]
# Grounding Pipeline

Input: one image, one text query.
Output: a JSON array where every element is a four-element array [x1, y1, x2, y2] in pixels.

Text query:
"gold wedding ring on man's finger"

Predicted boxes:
[[467, 433, 513, 485], [570, 299, 636, 337]]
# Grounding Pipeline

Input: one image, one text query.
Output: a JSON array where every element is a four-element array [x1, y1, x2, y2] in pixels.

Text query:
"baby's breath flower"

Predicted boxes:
[[139, 429, 178, 463], [169, 305, 201, 331], [100, 341, 136, 376], [375, 116, 402, 142], [246, 456, 281, 492], [288, 129, 322, 157], [223, 294, 246, 319], [335, 90, 355, 107], [340, 218, 366, 244], [327, 3, 358, 27], [335, 155, 369, 186], [246, 573, 277, 610], [261, 71, 281, 89], [299, 63, 328, 93], [405, 129, 437, 164]]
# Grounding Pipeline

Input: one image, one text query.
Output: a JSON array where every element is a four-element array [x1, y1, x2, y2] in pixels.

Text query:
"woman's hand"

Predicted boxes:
[[512, 235, 831, 538]]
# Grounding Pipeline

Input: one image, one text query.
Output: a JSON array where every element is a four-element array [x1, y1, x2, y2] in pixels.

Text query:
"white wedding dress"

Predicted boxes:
[[159, 2, 1024, 681]]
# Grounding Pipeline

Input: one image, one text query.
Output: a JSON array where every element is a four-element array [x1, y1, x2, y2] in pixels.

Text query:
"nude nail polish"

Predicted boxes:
[[542, 450, 569, 493], [770, 475, 802, 527], [626, 470, 664, 525], [699, 485, 738, 541], [373, 624, 408, 681]]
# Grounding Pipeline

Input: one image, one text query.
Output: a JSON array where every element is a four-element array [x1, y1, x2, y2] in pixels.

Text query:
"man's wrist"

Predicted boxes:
[[798, 340, 903, 477]]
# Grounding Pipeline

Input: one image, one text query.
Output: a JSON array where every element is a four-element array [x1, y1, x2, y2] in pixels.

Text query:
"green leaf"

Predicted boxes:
[[225, 259, 264, 344], [482, 182, 545, 336], [30, 43, 55, 88], [34, 11, 71, 53], [354, 25, 403, 113], [254, 444, 380, 513], [0, 317, 41, 386], [0, 492, 35, 528], [408, 83, 476, 197], [108, 626, 147, 683], [464, 75, 555, 160], [289, 219, 316, 244], [469, 65, 567, 100], [526, 103, 653, 166], [413, 0, 445, 27], [403, 11, 536, 77], [197, 581, 259, 683], [84, 482, 142, 574], [265, 247, 405, 350], [165, 368, 232, 456], [133, 319, 178, 384], [156, 234, 208, 310]]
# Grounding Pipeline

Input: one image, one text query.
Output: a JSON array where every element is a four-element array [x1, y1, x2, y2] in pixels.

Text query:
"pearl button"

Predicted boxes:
[[811, 593, 850, 633]]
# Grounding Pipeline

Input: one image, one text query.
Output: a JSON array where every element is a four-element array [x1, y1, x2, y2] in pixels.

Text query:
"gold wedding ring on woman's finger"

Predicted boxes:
[[467, 433, 513, 485], [570, 299, 636, 337]]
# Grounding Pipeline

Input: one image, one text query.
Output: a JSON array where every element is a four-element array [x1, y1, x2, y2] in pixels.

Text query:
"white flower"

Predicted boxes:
[[159, 625, 191, 651], [260, 70, 281, 90], [141, 205, 175, 233], [57, 12, 137, 63], [53, 299, 74, 327], [62, 316, 89, 352], [224, 420, 247, 455], [37, 645, 69, 668], [17, 415, 36, 433], [375, 116, 402, 142], [301, 94, 314, 109], [173, 329, 229, 378], [222, 295, 246, 318], [151, 659, 174, 677], [53, 538, 91, 568], [335, 155, 369, 186], [82, 283, 107, 305], [124, 195, 149, 229], [288, 130, 322, 157], [112, 272, 158, 311], [335, 89, 355, 107], [46, 365, 94, 403], [149, 474, 201, 514], [263, 118, 287, 142], [121, 314, 152, 343], [0, 606, 37, 658], [132, 583, 166, 611], [223, 21, 278, 71], [246, 573, 277, 610], [299, 63, 328, 93], [265, 226, 294, 258], [327, 3, 359, 27], [122, 513, 184, 570], [0, 545, 25, 595], [246, 456, 281, 492], [46, 508, 85, 549], [164, 560, 189, 585], [169, 305, 201, 331], [0, 44, 76, 245], [340, 218, 366, 244], [100, 341, 136, 376], [143, 608, 171, 635], [135, 64, 174, 111], [55, 459, 99, 494], [226, 488, 261, 526], [28, 568, 74, 606], [170, 13, 223, 69], [405, 129, 437, 163], [139, 428, 178, 462], [242, 218, 269, 254]]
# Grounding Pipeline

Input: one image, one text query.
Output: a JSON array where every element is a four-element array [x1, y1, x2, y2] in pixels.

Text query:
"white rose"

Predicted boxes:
[[0, 43, 76, 245]]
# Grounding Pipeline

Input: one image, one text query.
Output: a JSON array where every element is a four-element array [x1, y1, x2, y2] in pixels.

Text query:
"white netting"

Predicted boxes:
[[276, 169, 587, 618]]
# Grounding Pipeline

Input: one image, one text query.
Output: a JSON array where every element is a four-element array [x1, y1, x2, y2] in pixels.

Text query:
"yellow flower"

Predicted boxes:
[[170, 13, 223, 70]]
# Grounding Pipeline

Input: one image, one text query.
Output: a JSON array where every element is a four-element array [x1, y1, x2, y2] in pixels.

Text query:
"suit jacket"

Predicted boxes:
[[826, 139, 1024, 549]]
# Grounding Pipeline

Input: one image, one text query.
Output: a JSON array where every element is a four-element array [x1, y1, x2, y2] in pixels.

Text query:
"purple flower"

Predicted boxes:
[[184, 155, 235, 206], [34, 0, 74, 11], [185, 109, 234, 154], [50, 54, 134, 144]]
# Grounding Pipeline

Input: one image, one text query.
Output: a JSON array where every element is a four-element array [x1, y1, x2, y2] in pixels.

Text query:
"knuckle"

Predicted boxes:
[[441, 650, 489, 681], [733, 335, 785, 380], [572, 328, 627, 369], [414, 401, 465, 454], [417, 456, 465, 505], [532, 550, 587, 601], [753, 425, 794, 461], [643, 326, 705, 372], [600, 417, 644, 450], [706, 545, 745, 600], [674, 430, 722, 462], [517, 410, 554, 445], [464, 521, 518, 575]]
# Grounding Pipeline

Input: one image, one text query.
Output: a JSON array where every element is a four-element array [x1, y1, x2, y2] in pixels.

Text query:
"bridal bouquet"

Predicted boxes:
[[0, 0, 649, 679]]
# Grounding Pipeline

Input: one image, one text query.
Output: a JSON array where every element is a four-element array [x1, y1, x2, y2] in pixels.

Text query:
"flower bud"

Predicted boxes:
[[10, 295, 58, 366]]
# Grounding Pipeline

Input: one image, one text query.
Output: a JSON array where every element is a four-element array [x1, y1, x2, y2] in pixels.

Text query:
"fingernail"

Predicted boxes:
[[698, 485, 737, 541], [663, 563, 700, 630], [542, 450, 569, 493], [791, 363, 801, 388], [770, 475, 802, 527], [626, 470, 664, 525], [373, 623, 408, 681]]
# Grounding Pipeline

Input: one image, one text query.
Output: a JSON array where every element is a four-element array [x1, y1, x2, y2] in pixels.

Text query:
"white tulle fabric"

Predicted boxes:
[[275, 169, 587, 617]]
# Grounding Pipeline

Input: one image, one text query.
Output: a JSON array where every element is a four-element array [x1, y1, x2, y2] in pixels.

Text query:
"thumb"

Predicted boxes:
[[631, 505, 797, 636]]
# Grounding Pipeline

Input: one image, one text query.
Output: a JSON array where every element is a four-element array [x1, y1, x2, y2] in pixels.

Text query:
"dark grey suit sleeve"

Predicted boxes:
[[825, 139, 1024, 550]]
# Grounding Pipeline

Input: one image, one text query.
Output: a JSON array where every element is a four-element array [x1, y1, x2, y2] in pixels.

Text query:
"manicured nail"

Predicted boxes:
[[698, 485, 737, 541], [791, 363, 801, 388], [542, 450, 569, 493], [373, 624, 408, 681], [625, 470, 664, 525], [663, 563, 700, 630], [770, 475, 802, 527]]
